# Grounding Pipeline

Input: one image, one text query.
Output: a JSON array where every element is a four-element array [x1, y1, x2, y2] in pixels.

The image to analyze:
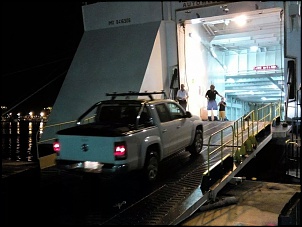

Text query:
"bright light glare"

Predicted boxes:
[[189, 33, 201, 42], [226, 78, 235, 83], [250, 46, 258, 52], [270, 84, 278, 89], [191, 18, 201, 24], [233, 15, 247, 26], [210, 48, 217, 58]]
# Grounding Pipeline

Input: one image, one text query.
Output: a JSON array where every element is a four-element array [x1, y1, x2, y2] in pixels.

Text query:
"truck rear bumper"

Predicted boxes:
[[55, 160, 128, 174]]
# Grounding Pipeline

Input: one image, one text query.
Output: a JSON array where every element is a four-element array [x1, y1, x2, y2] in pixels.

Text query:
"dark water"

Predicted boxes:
[[1, 120, 44, 162]]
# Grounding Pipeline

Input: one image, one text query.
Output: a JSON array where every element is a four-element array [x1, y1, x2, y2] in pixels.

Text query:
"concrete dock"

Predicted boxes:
[[181, 180, 300, 226]]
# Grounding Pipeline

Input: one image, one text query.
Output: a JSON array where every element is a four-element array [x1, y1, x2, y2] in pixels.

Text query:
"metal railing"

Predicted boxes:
[[204, 101, 281, 177], [205, 124, 234, 175], [285, 139, 301, 178]]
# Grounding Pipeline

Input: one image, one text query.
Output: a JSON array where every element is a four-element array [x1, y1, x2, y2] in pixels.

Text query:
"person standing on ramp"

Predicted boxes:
[[205, 84, 223, 121]]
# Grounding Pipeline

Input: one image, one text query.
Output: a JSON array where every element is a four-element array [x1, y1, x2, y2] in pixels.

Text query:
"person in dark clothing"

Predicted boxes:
[[218, 97, 227, 121], [205, 84, 223, 121]]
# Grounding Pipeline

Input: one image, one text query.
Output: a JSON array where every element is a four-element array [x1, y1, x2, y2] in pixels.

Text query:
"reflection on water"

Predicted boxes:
[[1, 120, 45, 162]]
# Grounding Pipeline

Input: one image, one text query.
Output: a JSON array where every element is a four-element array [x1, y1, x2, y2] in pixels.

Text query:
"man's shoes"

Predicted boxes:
[[208, 116, 212, 121]]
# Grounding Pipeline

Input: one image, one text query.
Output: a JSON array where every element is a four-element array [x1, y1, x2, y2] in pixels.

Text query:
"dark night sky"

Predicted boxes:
[[1, 2, 86, 115]]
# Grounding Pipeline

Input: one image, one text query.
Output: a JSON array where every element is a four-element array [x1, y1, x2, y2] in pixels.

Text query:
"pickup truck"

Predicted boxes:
[[53, 91, 203, 182]]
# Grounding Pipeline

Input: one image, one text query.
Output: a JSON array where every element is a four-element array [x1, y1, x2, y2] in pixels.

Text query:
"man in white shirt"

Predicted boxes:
[[176, 84, 189, 110]]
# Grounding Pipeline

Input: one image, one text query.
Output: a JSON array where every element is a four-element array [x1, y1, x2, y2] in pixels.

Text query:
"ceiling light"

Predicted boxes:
[[226, 78, 235, 83], [233, 15, 247, 26], [191, 18, 202, 24], [250, 46, 258, 51]]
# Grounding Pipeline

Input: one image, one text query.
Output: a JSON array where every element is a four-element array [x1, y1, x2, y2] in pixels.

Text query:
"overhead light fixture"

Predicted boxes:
[[233, 15, 247, 26], [191, 18, 202, 24], [250, 45, 258, 52], [226, 78, 235, 83]]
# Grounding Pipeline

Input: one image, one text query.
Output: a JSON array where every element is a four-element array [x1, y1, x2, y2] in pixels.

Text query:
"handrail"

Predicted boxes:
[[205, 124, 234, 175], [256, 103, 271, 132], [233, 110, 255, 153], [204, 101, 281, 177], [271, 102, 281, 125]]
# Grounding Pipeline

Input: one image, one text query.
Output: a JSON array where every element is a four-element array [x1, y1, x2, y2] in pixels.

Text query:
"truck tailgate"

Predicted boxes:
[[57, 135, 116, 163]]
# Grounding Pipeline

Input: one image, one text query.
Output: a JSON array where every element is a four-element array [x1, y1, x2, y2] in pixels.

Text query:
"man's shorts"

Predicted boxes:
[[207, 100, 218, 110]]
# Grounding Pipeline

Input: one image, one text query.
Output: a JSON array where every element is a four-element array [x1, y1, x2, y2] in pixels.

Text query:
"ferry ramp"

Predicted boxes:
[[37, 103, 283, 225], [89, 119, 272, 225]]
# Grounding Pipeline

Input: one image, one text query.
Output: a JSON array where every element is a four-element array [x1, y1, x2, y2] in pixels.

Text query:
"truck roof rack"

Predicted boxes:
[[106, 91, 167, 100]]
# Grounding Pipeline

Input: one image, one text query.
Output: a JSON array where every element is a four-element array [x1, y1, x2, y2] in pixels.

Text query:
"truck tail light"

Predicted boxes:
[[114, 142, 127, 160], [53, 140, 60, 154]]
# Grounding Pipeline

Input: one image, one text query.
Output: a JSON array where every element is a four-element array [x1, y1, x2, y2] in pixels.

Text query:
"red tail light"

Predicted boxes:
[[53, 140, 60, 154], [114, 142, 127, 160]]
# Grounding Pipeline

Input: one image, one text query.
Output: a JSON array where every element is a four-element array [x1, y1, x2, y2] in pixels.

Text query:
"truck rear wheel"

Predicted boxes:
[[188, 129, 203, 156], [143, 151, 159, 183]]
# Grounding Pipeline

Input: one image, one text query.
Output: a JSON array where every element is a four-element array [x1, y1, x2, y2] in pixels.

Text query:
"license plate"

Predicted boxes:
[[84, 161, 103, 170]]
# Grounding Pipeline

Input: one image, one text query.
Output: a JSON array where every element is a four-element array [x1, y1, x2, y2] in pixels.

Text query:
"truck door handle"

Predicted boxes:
[[177, 126, 181, 129], [162, 129, 167, 133]]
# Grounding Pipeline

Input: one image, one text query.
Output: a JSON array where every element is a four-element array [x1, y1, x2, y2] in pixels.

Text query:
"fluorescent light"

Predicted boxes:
[[250, 46, 258, 51], [226, 78, 235, 83]]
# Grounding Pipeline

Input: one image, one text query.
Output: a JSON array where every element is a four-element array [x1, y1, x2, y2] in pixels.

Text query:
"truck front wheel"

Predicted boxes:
[[188, 129, 203, 156]]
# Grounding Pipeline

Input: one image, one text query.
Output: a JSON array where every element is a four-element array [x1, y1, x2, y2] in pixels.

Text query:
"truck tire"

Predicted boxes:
[[143, 151, 159, 183], [187, 128, 203, 156]]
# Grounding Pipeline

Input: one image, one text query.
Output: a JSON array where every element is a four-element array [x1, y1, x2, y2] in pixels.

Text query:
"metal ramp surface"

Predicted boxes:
[[83, 120, 272, 225]]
